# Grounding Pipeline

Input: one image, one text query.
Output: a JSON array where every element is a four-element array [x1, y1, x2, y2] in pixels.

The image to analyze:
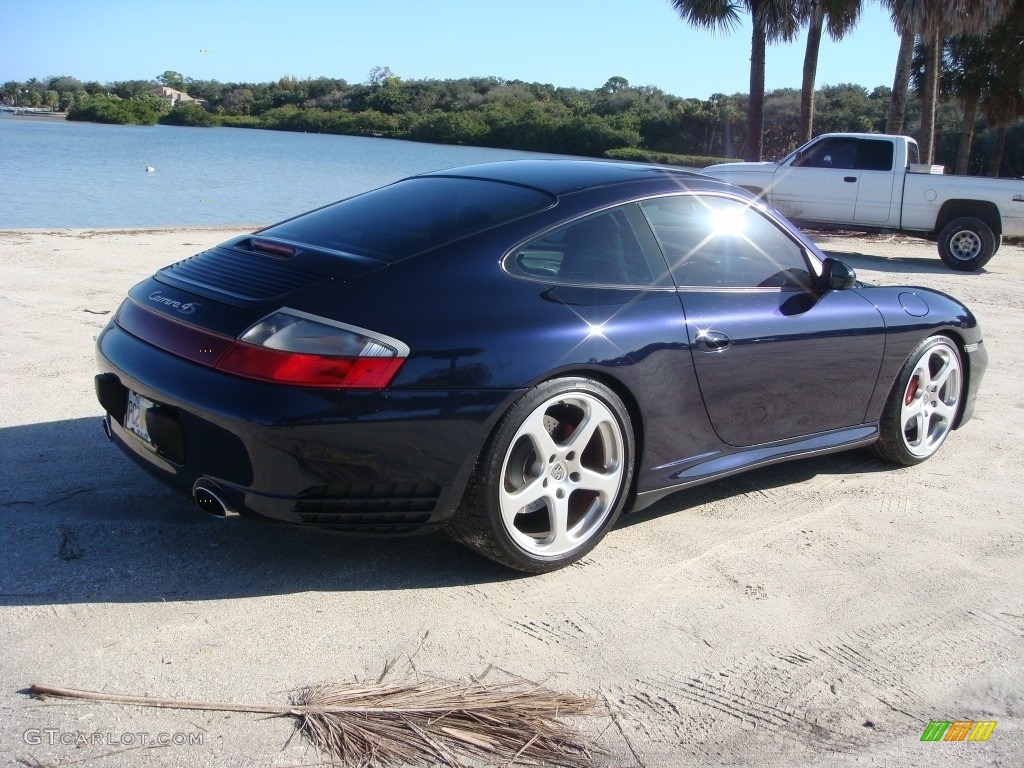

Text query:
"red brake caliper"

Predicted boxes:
[[904, 375, 919, 406]]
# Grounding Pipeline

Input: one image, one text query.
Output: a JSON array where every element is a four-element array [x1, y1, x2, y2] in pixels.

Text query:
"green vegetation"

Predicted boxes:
[[3, 60, 1023, 176], [66, 94, 167, 125], [160, 102, 216, 127], [603, 148, 734, 167]]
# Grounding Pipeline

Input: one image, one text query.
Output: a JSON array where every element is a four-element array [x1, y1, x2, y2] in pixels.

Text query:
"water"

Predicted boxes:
[[0, 119, 553, 228]]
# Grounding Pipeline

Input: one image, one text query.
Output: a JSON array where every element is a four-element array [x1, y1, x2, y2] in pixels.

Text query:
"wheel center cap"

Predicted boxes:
[[550, 461, 567, 482]]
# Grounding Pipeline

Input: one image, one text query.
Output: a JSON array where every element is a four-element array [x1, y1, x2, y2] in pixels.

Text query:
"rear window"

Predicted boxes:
[[856, 139, 894, 171], [259, 177, 555, 262]]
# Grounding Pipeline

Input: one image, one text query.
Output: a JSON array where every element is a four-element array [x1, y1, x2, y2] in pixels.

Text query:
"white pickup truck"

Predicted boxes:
[[702, 133, 1024, 271]]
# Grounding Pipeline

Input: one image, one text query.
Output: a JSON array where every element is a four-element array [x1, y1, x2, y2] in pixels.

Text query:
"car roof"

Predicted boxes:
[[418, 159, 712, 197]]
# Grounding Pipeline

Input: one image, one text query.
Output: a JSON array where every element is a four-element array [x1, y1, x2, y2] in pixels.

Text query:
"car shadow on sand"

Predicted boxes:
[[2, 416, 902, 606], [0, 416, 518, 605]]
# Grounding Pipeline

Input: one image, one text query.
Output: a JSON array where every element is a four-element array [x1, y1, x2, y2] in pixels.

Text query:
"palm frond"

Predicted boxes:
[[29, 678, 599, 768], [823, 0, 863, 41], [668, 0, 745, 33], [754, 0, 805, 43]]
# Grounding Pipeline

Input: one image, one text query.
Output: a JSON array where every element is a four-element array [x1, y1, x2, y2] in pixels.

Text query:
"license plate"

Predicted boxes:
[[124, 390, 156, 447]]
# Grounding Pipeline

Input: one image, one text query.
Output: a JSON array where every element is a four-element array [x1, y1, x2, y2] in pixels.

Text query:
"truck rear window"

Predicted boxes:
[[259, 177, 555, 262], [857, 139, 895, 172]]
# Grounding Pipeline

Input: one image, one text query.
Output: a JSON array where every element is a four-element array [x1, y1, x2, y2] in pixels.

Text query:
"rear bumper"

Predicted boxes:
[[95, 322, 518, 534]]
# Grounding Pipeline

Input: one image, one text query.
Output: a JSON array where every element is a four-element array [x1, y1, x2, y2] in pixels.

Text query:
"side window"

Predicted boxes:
[[793, 138, 858, 169], [639, 195, 813, 289], [508, 207, 656, 286], [856, 139, 894, 171]]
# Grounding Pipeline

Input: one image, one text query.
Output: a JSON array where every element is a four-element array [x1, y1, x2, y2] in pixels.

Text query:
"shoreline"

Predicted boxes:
[[0, 111, 67, 121], [0, 225, 264, 235]]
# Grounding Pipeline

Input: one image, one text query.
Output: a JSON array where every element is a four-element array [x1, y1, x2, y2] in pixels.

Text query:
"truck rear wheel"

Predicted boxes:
[[937, 216, 998, 271]]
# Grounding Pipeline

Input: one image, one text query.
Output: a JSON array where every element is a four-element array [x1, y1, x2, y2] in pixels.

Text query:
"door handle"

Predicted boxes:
[[843, 176, 857, 183], [695, 330, 732, 352]]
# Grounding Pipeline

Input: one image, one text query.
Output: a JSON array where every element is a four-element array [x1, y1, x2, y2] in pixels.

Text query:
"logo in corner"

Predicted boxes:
[[921, 720, 996, 742], [149, 291, 200, 315]]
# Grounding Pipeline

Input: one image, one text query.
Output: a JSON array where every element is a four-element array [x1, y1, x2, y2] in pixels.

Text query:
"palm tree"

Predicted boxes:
[[883, 0, 1012, 163], [669, 0, 802, 161], [981, 0, 1024, 174], [799, 0, 862, 142], [945, 34, 993, 173], [885, 28, 915, 133], [1, 81, 20, 107], [880, 0, 937, 137]]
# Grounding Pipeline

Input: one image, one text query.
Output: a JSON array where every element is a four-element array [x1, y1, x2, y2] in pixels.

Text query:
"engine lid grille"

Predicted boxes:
[[156, 247, 328, 307]]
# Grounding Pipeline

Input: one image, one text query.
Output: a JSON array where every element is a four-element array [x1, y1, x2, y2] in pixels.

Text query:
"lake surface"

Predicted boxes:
[[0, 119, 555, 228]]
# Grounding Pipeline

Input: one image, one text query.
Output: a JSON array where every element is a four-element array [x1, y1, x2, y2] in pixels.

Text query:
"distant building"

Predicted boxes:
[[151, 86, 208, 107]]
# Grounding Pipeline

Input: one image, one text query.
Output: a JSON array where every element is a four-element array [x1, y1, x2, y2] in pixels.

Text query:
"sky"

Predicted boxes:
[[2, 0, 901, 100]]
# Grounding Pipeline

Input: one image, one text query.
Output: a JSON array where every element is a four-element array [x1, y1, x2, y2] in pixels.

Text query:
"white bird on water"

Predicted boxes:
[[145, 164, 155, 173]]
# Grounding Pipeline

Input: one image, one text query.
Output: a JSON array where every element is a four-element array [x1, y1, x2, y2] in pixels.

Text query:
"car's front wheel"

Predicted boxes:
[[450, 377, 634, 573], [872, 335, 964, 465]]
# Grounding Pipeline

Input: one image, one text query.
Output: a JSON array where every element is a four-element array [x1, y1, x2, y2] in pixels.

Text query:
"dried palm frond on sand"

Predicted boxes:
[[28, 677, 599, 767]]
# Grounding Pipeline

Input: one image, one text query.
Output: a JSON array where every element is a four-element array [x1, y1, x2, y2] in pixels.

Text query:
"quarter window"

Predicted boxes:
[[639, 195, 813, 289], [508, 207, 657, 286]]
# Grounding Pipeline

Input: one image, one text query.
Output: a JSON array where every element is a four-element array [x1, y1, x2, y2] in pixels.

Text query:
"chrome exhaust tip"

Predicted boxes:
[[101, 417, 112, 441], [192, 479, 238, 518]]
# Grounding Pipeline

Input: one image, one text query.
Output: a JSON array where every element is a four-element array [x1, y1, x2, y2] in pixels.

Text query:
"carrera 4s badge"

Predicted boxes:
[[149, 291, 200, 314]]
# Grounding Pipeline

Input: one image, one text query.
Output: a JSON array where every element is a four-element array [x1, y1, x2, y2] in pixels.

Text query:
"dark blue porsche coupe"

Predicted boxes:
[[95, 160, 986, 572]]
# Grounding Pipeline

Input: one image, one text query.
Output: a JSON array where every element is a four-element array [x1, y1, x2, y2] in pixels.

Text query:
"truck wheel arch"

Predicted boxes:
[[935, 200, 1002, 237]]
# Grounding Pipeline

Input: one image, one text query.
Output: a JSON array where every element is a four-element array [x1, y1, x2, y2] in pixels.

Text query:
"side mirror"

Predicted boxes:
[[820, 257, 856, 290]]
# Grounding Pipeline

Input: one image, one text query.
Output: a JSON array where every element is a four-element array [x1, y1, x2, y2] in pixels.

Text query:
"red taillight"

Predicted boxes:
[[116, 301, 408, 389], [215, 342, 405, 388]]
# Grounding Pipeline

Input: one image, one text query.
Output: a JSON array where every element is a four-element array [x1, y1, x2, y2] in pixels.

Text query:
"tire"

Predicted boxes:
[[871, 335, 964, 466], [937, 216, 997, 271], [449, 377, 634, 573]]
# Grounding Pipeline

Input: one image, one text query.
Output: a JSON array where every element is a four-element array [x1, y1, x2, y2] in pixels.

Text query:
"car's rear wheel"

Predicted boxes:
[[450, 377, 634, 573], [872, 335, 963, 465], [937, 216, 998, 271]]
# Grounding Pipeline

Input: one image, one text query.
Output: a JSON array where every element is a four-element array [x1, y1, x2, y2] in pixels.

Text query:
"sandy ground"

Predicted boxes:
[[0, 227, 1021, 768]]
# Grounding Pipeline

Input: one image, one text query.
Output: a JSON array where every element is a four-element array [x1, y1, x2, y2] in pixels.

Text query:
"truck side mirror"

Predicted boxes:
[[820, 257, 857, 290]]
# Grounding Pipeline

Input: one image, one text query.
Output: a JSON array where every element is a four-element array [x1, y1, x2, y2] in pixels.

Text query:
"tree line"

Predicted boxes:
[[668, 0, 1024, 174], [2, 50, 1021, 177]]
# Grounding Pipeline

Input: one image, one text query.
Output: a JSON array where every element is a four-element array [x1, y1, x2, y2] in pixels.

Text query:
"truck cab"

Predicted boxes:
[[703, 133, 1024, 271], [704, 134, 916, 226]]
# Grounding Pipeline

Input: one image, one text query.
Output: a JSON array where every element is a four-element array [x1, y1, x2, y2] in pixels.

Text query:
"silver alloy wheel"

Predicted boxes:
[[900, 342, 962, 457], [499, 392, 625, 557], [948, 229, 983, 261]]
